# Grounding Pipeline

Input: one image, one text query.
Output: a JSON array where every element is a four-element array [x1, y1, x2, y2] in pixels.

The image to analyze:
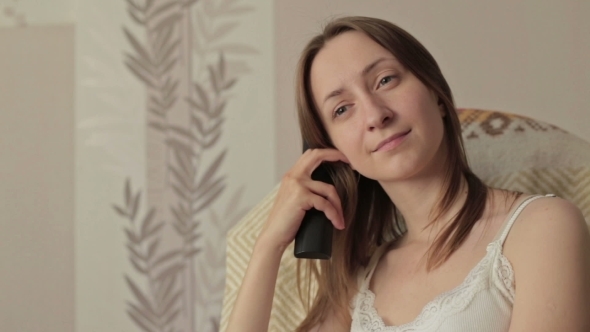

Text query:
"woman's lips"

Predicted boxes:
[[373, 129, 411, 152]]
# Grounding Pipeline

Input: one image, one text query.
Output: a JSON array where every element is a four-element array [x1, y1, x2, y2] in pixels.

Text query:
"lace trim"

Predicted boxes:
[[492, 242, 516, 302], [352, 241, 515, 331]]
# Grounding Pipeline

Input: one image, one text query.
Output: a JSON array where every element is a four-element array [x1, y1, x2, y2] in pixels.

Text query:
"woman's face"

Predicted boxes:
[[310, 31, 446, 183]]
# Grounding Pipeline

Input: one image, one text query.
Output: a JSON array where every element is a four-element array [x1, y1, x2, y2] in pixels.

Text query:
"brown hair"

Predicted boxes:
[[295, 16, 488, 330]]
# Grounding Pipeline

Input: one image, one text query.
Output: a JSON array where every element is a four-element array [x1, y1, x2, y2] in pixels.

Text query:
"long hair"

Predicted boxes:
[[295, 16, 488, 330]]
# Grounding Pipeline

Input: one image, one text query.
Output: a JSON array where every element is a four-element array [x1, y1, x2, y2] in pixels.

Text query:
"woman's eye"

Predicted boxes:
[[378, 75, 396, 87], [334, 105, 348, 118]]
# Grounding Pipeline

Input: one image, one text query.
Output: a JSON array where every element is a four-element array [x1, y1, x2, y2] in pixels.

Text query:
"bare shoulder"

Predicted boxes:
[[505, 195, 589, 251], [504, 195, 589, 263], [503, 195, 590, 331]]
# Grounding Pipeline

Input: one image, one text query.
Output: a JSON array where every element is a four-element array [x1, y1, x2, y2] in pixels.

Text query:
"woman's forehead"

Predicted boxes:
[[310, 32, 402, 104], [314, 31, 398, 73]]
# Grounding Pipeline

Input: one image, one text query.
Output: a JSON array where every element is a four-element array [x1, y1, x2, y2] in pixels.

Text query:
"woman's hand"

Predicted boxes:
[[226, 148, 349, 332], [258, 148, 349, 252]]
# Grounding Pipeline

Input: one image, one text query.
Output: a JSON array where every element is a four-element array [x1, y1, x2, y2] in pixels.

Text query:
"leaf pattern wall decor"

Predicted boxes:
[[1, 0, 27, 27], [117, 0, 256, 331]]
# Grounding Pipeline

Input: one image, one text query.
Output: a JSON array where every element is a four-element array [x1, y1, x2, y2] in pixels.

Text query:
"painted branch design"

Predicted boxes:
[[119, 0, 256, 331], [114, 179, 183, 332]]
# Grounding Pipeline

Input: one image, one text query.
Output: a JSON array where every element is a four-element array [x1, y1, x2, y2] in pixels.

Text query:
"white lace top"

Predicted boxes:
[[350, 195, 554, 332]]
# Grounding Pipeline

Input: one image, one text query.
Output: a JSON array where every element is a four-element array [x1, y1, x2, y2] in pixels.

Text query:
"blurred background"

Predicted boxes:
[[0, 0, 588, 331]]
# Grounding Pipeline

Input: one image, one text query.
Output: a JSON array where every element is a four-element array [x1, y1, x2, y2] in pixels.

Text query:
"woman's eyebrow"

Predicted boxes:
[[322, 88, 344, 108], [361, 57, 388, 76], [321, 57, 394, 108]]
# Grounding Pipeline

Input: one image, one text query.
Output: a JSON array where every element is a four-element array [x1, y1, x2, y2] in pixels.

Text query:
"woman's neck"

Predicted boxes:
[[380, 171, 468, 246]]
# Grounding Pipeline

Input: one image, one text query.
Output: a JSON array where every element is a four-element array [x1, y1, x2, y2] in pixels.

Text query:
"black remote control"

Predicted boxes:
[[294, 146, 334, 260]]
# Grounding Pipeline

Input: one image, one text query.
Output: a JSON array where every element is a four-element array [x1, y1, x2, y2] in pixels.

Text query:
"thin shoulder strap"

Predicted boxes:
[[494, 194, 556, 245], [361, 244, 390, 289]]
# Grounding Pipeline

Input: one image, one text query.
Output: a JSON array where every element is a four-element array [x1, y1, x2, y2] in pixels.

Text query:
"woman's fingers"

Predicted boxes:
[[299, 148, 349, 176], [260, 148, 350, 251], [305, 179, 345, 229]]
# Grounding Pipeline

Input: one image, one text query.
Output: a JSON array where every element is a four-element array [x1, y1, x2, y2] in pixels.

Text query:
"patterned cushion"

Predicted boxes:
[[459, 109, 590, 220], [220, 109, 590, 331]]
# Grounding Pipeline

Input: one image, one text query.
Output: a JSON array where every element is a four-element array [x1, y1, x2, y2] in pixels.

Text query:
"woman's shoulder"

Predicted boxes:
[[486, 188, 586, 241], [503, 193, 589, 274], [507, 194, 587, 242], [496, 195, 590, 328]]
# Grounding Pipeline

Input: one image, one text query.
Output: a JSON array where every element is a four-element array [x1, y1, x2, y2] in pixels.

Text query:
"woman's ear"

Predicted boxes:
[[437, 98, 446, 118], [430, 90, 446, 118]]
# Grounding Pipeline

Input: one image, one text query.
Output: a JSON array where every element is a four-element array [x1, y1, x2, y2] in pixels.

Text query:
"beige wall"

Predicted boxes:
[[0, 25, 75, 332], [75, 1, 275, 331], [275, 0, 590, 179]]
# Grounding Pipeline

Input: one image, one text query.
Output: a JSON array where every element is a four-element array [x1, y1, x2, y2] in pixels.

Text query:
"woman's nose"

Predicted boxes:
[[364, 96, 393, 131]]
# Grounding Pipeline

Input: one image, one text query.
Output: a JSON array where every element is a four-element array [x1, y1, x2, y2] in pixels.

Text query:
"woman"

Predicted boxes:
[[227, 16, 590, 331]]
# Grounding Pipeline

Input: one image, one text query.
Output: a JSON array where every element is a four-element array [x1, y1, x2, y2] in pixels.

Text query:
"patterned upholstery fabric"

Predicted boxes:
[[220, 109, 590, 332]]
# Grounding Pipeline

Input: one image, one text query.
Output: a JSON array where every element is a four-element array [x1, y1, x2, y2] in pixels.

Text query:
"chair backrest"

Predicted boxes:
[[220, 109, 590, 331], [458, 109, 590, 218]]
